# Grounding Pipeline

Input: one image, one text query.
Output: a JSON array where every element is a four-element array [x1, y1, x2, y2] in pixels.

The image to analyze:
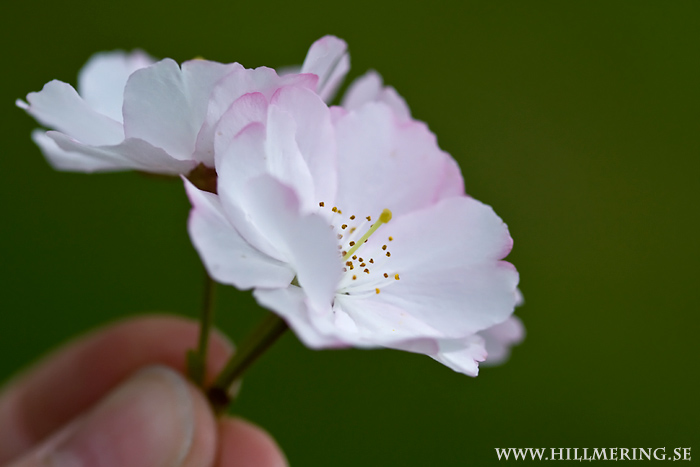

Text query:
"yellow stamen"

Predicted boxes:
[[394, 274, 400, 280], [375, 288, 380, 294]]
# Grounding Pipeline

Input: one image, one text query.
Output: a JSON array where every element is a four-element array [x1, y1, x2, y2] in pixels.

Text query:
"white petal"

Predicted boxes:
[[332, 294, 445, 346], [185, 178, 295, 289], [78, 50, 155, 123], [45, 132, 196, 174], [195, 67, 316, 166], [216, 122, 284, 260], [123, 58, 238, 160], [19, 81, 123, 146], [254, 287, 347, 349], [341, 70, 411, 120], [430, 335, 488, 376], [333, 102, 463, 218], [369, 196, 519, 337], [32, 130, 124, 172], [240, 175, 342, 309], [213, 92, 269, 168], [479, 315, 525, 366], [263, 103, 316, 211], [302, 36, 350, 103], [269, 86, 337, 208]]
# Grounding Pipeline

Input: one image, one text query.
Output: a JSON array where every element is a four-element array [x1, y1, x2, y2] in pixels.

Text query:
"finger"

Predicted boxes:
[[216, 417, 288, 467], [8, 366, 218, 467], [0, 315, 233, 463]]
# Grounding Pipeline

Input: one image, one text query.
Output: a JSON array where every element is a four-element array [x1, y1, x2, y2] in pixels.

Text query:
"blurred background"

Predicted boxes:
[[1, 1, 698, 464]]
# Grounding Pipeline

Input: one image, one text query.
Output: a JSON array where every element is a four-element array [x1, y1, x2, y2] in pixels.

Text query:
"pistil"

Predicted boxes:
[[342, 209, 392, 261]]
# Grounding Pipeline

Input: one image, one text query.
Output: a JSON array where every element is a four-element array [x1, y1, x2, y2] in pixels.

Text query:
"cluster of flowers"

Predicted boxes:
[[18, 36, 523, 376]]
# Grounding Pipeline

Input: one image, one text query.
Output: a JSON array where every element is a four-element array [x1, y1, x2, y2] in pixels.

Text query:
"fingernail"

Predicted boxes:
[[38, 366, 195, 467]]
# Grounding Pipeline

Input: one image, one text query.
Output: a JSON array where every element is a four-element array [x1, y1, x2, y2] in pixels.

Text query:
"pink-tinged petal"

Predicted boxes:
[[78, 50, 155, 123], [18, 81, 123, 146], [123, 58, 239, 161], [241, 175, 341, 309], [436, 156, 466, 199], [341, 70, 411, 120], [44, 132, 196, 175], [429, 335, 488, 376], [270, 86, 337, 207], [185, 179, 295, 289], [369, 196, 518, 337], [333, 102, 461, 218], [213, 93, 269, 168], [254, 287, 347, 349], [216, 122, 285, 261], [479, 315, 525, 366], [32, 130, 124, 173], [263, 104, 316, 211], [331, 295, 445, 346], [195, 67, 317, 165], [302, 36, 350, 103]]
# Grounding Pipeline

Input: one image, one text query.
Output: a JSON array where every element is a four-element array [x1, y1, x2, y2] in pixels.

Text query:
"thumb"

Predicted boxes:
[[7, 366, 217, 467]]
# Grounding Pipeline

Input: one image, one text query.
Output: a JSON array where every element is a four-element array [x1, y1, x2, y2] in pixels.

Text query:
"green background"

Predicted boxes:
[[1, 1, 698, 464]]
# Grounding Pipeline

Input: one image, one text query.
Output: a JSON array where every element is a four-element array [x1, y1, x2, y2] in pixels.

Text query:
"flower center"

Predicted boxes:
[[318, 202, 400, 295]]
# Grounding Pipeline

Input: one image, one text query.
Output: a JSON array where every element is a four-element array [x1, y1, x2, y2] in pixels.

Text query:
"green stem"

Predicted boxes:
[[187, 272, 216, 387], [207, 312, 288, 414]]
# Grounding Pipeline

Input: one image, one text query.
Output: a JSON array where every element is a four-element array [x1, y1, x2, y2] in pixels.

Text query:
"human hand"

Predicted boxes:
[[0, 316, 287, 466]]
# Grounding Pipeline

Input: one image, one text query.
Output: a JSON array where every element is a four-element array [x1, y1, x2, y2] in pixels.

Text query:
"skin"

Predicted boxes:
[[0, 315, 287, 467]]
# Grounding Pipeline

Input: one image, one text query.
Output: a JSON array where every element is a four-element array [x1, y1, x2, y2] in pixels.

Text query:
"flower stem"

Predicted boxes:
[[207, 312, 288, 414], [187, 272, 216, 387]]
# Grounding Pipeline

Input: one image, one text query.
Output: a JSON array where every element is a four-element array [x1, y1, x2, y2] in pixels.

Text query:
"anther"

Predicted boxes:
[[337, 234, 343, 239], [349, 241, 356, 246], [346, 261, 353, 267], [386, 252, 391, 257], [364, 268, 370, 274], [383, 273, 389, 278], [350, 215, 356, 220], [382, 245, 387, 250], [389, 236, 393, 241], [366, 216, 371, 221], [332, 207, 338, 212], [342, 224, 347, 229], [359, 257, 364, 262], [352, 255, 357, 260], [341, 250, 347, 256], [350, 227, 357, 233], [369, 259, 374, 263], [375, 288, 380, 294], [352, 275, 357, 280], [394, 274, 400, 280], [360, 263, 366, 267], [319, 202, 325, 207]]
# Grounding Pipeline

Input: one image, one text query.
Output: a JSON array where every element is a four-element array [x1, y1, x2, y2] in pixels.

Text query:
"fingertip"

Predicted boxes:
[[179, 376, 218, 467], [217, 417, 287, 467]]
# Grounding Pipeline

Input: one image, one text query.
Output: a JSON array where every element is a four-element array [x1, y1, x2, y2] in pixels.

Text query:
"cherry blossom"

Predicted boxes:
[[186, 78, 520, 375], [17, 36, 349, 176]]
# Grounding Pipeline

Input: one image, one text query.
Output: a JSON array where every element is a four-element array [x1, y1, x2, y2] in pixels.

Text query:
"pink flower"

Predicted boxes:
[[186, 71, 520, 375], [17, 36, 349, 176]]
